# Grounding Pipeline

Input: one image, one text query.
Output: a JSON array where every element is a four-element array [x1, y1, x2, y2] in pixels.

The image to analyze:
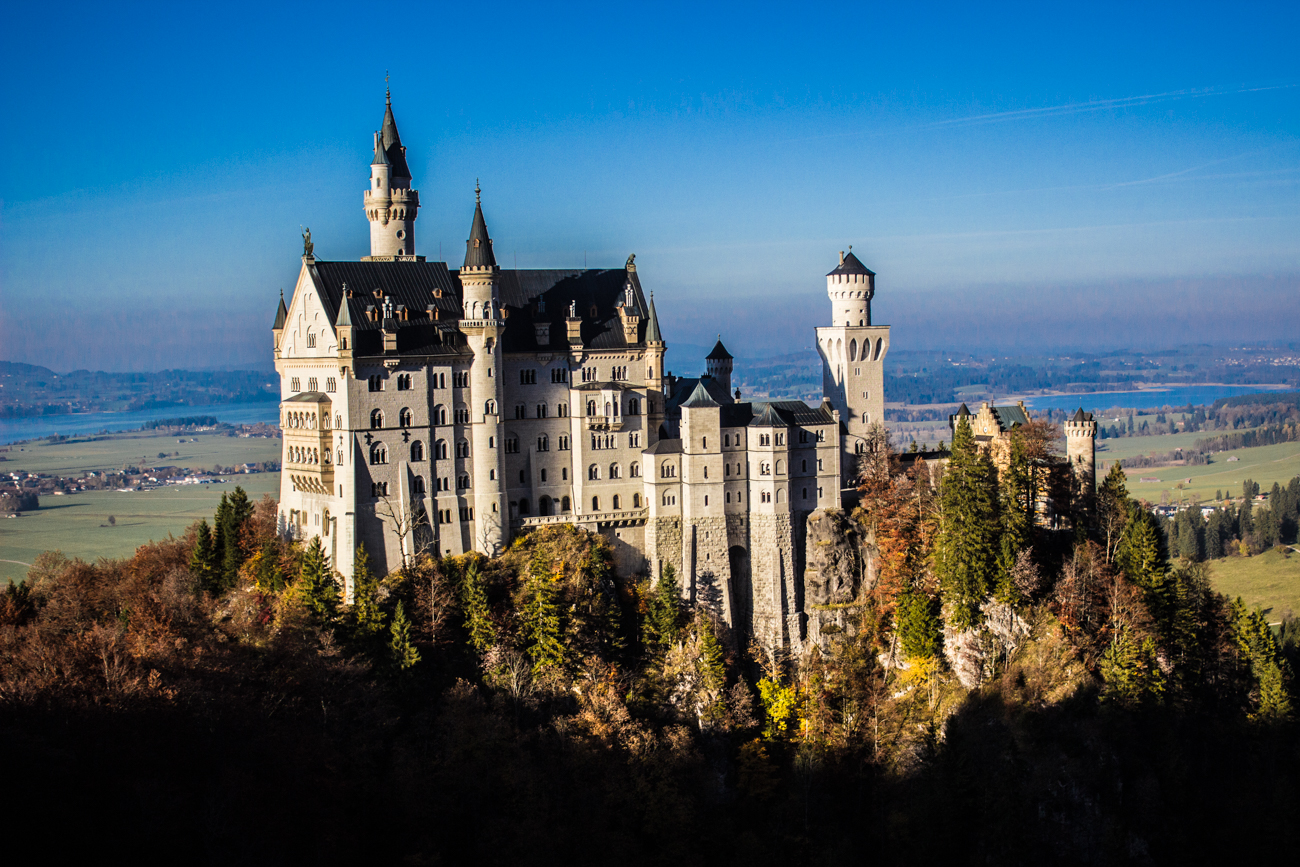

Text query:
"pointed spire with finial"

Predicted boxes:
[[273, 288, 288, 330], [379, 74, 410, 178], [335, 283, 352, 328], [463, 181, 497, 270], [645, 291, 663, 343]]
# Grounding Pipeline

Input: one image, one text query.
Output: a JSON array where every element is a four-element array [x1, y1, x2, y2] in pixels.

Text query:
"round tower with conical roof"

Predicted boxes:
[[815, 249, 890, 494], [705, 337, 733, 397], [363, 88, 420, 260]]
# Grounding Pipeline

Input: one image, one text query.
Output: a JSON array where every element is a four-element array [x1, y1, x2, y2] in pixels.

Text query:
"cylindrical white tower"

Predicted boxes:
[[363, 91, 420, 260]]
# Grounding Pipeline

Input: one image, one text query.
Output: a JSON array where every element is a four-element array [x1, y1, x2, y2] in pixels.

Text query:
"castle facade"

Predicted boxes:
[[273, 93, 886, 650]]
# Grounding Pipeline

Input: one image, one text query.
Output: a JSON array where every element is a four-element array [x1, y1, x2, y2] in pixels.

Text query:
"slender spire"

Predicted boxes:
[[379, 84, 411, 178], [272, 288, 287, 330], [335, 283, 352, 327], [645, 291, 663, 343], [463, 185, 497, 270], [371, 131, 389, 166]]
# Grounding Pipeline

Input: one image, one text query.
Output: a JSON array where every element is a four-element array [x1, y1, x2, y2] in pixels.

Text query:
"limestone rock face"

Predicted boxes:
[[804, 509, 863, 606]]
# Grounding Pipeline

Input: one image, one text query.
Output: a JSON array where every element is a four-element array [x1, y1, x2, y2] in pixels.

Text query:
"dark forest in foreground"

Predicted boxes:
[[2, 422, 1297, 864]]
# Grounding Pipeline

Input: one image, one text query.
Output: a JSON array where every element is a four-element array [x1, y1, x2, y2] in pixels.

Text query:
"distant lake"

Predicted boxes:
[[1020, 385, 1291, 414], [0, 400, 280, 445]]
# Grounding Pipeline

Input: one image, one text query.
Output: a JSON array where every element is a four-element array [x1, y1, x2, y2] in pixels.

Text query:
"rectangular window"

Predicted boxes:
[[551, 368, 568, 383], [520, 369, 537, 384], [505, 438, 519, 454], [628, 432, 641, 448], [454, 371, 469, 388], [558, 435, 570, 450], [515, 405, 526, 419], [536, 404, 548, 419], [558, 403, 568, 417]]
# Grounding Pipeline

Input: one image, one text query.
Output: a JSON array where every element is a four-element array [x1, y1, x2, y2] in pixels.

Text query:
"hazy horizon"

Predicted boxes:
[[3, 2, 1298, 371]]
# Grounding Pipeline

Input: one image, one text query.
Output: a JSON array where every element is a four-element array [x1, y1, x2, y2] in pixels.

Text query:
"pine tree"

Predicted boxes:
[[995, 434, 1032, 605], [1230, 597, 1293, 721], [1117, 501, 1172, 627], [647, 563, 685, 650], [211, 494, 231, 590], [213, 486, 254, 591], [697, 612, 726, 693], [350, 544, 385, 642], [896, 587, 941, 660], [190, 519, 217, 588], [934, 416, 1000, 629], [388, 601, 421, 671], [251, 536, 285, 592], [297, 536, 338, 622], [1098, 463, 1130, 562], [460, 560, 497, 652], [522, 552, 565, 672]]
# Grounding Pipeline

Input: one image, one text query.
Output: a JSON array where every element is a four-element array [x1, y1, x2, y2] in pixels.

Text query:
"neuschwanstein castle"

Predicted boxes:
[[273, 92, 888, 650]]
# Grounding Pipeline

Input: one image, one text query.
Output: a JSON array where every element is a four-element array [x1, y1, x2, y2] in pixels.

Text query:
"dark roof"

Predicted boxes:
[[272, 290, 287, 330], [490, 267, 652, 353], [463, 195, 497, 269], [1071, 407, 1093, 422], [644, 438, 682, 455], [310, 260, 466, 358], [955, 403, 971, 417], [284, 391, 331, 403], [681, 381, 719, 408], [645, 292, 663, 343], [706, 338, 732, 361], [380, 94, 411, 178], [308, 259, 654, 357], [715, 400, 835, 429], [827, 250, 875, 278], [991, 404, 1030, 430], [371, 131, 389, 167], [749, 403, 782, 427]]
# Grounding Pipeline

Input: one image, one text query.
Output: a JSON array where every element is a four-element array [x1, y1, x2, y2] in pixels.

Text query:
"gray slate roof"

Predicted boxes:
[[681, 381, 719, 408], [463, 198, 497, 269], [706, 339, 732, 361], [380, 95, 411, 178], [827, 250, 875, 278]]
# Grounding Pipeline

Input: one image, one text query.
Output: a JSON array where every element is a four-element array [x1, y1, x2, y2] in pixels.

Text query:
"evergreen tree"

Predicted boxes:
[[297, 537, 338, 622], [522, 552, 566, 672], [1176, 507, 1202, 561], [1117, 502, 1172, 627], [995, 434, 1032, 605], [388, 601, 421, 671], [1230, 597, 1293, 721], [1205, 511, 1225, 559], [934, 417, 1000, 629], [251, 536, 286, 592], [697, 613, 726, 693], [1238, 495, 1254, 539], [350, 544, 385, 643], [460, 560, 497, 653], [190, 519, 217, 588], [211, 494, 231, 589], [1098, 463, 1130, 562], [646, 563, 685, 650], [896, 587, 941, 660]]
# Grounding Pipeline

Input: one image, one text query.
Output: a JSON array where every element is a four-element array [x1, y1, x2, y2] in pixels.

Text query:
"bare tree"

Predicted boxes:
[[375, 495, 435, 570]]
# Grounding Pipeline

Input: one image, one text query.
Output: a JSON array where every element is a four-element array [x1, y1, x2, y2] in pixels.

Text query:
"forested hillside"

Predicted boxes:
[[1, 424, 1296, 863]]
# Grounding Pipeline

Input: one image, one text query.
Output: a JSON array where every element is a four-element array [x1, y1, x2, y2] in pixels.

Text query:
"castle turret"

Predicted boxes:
[[457, 184, 506, 554], [363, 88, 420, 260], [1065, 408, 1098, 519], [645, 290, 666, 438], [815, 249, 888, 493], [705, 337, 733, 399], [272, 288, 288, 357]]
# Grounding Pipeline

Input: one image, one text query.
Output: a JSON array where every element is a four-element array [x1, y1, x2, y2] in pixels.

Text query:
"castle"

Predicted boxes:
[[272, 92, 887, 651]]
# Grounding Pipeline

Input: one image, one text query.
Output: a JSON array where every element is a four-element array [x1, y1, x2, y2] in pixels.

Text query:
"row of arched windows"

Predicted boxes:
[[284, 411, 324, 430], [587, 462, 641, 480], [287, 446, 327, 465], [584, 398, 640, 417]]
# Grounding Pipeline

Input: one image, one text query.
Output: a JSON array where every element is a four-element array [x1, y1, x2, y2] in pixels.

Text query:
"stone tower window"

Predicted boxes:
[[370, 409, 384, 429]]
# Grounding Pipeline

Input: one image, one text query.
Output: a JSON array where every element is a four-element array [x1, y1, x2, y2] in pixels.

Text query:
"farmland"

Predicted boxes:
[[1209, 547, 1300, 622], [1, 429, 280, 583]]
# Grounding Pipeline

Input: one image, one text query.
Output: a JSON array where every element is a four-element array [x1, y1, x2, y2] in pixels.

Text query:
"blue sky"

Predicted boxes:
[[2, 1, 1297, 371]]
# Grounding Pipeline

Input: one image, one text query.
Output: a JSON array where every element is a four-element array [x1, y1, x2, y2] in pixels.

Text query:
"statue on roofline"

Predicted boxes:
[[301, 226, 314, 258]]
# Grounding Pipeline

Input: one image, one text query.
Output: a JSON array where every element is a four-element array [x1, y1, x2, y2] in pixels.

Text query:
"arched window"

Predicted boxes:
[[456, 440, 470, 458], [561, 496, 571, 512], [485, 400, 496, 415], [612, 494, 621, 510], [337, 449, 343, 465], [457, 474, 470, 489], [605, 401, 612, 417], [455, 405, 470, 424], [410, 441, 424, 461], [632, 493, 641, 508], [538, 435, 549, 452], [628, 398, 639, 415], [435, 439, 447, 460], [413, 476, 426, 495], [432, 404, 447, 425], [777, 489, 784, 503], [399, 407, 412, 427], [539, 496, 552, 516], [609, 463, 620, 479], [370, 409, 384, 429], [849, 339, 858, 362], [587, 399, 597, 416], [588, 464, 600, 480], [592, 496, 600, 511], [776, 460, 784, 475], [519, 498, 530, 515], [630, 461, 640, 478], [661, 461, 676, 478], [369, 442, 387, 465]]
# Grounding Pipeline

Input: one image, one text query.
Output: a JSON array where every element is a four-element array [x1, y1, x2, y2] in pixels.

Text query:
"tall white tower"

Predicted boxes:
[[815, 249, 889, 491], [363, 89, 420, 260], [458, 184, 507, 553]]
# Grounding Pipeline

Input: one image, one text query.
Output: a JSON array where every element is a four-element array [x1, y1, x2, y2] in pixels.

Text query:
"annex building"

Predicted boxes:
[[273, 92, 887, 650]]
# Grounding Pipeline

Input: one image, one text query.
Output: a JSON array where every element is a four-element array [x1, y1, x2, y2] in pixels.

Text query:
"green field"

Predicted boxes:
[[1, 429, 280, 476], [1106, 440, 1300, 504], [1209, 547, 1300, 622], [1094, 429, 1218, 464], [1, 430, 281, 584]]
